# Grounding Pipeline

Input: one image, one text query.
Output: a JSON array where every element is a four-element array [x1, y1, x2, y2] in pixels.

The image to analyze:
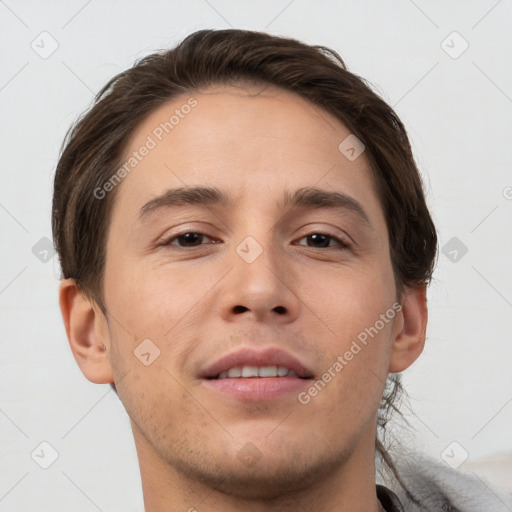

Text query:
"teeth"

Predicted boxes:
[[259, 365, 278, 377], [241, 365, 259, 377], [277, 366, 288, 377], [216, 365, 299, 379], [227, 367, 242, 378]]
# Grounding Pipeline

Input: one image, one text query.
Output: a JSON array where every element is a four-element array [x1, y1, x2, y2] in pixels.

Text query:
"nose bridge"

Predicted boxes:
[[218, 226, 300, 322], [231, 201, 283, 280], [236, 232, 283, 290]]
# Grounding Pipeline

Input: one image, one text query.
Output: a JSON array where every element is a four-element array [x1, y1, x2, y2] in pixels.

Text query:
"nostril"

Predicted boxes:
[[233, 305, 248, 314], [273, 306, 286, 314]]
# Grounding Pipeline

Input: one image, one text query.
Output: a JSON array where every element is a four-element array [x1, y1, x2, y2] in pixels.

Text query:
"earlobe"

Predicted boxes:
[[388, 283, 428, 373], [58, 278, 114, 384]]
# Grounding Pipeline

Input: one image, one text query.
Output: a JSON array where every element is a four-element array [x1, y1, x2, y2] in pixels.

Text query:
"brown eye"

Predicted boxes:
[[162, 232, 217, 248], [297, 233, 350, 249]]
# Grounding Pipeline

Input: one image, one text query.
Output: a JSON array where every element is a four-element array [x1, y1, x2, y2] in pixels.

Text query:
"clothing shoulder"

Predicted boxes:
[[377, 451, 512, 512]]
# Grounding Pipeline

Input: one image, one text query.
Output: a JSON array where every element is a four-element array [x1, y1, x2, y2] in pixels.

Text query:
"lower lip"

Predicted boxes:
[[202, 377, 311, 402]]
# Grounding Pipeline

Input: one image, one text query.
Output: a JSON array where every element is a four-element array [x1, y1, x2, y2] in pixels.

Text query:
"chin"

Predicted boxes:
[[172, 446, 346, 501]]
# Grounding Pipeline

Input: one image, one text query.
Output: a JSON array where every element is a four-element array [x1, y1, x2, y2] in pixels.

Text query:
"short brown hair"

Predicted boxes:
[[52, 28, 437, 498]]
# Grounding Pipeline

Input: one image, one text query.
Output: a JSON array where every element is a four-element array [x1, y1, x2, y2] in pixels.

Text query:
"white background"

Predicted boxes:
[[1, 0, 511, 510]]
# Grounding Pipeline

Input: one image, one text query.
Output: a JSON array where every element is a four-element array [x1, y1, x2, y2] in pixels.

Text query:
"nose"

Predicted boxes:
[[217, 236, 302, 324]]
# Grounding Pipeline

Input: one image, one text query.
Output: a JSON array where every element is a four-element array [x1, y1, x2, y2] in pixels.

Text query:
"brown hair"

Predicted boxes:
[[52, 28, 437, 499]]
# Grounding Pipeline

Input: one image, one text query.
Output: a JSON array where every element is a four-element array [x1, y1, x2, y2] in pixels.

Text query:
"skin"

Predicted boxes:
[[59, 84, 427, 512]]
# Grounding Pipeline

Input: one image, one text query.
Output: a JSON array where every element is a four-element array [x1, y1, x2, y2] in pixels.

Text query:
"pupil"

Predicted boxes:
[[309, 234, 329, 247], [179, 233, 202, 246]]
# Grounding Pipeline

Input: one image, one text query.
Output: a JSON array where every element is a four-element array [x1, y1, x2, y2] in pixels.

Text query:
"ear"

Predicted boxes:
[[388, 282, 427, 373], [58, 278, 114, 384]]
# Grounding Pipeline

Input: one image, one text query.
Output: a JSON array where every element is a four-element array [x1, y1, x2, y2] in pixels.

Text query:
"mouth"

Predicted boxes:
[[207, 365, 308, 380], [199, 347, 314, 402], [200, 347, 315, 380]]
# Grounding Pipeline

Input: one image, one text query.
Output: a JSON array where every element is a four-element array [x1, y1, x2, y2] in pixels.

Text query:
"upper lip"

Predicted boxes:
[[199, 347, 315, 379]]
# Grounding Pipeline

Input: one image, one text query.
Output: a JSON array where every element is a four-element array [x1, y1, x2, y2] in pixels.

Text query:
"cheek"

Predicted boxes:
[[105, 256, 214, 338], [115, 365, 193, 446], [309, 258, 396, 333], [305, 314, 395, 432], [303, 259, 397, 400], [104, 260, 216, 400]]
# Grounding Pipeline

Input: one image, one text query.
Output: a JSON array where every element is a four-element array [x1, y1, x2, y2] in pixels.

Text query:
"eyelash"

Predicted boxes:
[[160, 231, 350, 250]]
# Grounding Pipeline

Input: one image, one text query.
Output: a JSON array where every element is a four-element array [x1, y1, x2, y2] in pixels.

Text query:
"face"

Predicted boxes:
[[100, 84, 403, 496]]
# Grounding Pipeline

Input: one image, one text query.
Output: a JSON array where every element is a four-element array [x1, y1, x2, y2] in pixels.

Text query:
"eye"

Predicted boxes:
[[296, 233, 350, 249], [160, 231, 219, 248], [159, 231, 349, 250]]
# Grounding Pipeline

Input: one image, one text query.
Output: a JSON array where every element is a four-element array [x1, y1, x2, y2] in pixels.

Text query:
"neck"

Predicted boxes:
[[131, 420, 384, 512]]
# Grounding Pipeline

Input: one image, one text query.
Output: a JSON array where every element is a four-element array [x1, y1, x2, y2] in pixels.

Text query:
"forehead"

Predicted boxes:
[[111, 83, 384, 230], [127, 83, 355, 163]]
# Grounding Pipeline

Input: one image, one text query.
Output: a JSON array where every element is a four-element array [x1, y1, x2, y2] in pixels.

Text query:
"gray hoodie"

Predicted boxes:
[[376, 452, 512, 511]]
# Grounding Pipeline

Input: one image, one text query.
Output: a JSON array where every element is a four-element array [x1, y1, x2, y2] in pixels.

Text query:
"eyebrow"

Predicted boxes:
[[138, 185, 372, 228]]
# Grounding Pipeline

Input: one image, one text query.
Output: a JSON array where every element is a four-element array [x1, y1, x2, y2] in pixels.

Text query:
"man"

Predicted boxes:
[[52, 29, 512, 511]]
